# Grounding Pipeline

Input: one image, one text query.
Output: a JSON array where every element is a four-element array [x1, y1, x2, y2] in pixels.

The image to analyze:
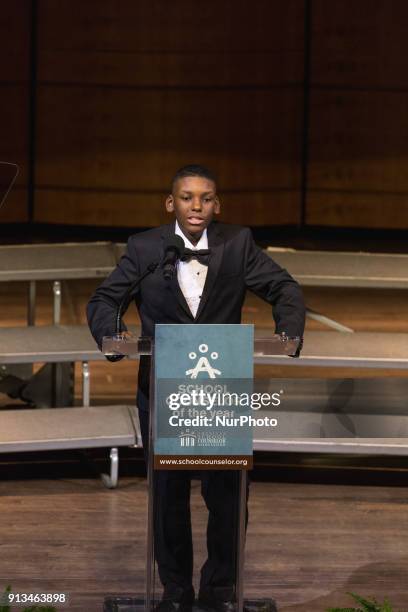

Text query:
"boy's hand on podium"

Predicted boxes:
[[105, 331, 133, 362], [119, 331, 133, 339]]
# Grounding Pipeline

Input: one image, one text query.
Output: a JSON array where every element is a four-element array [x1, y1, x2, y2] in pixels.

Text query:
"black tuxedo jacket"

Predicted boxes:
[[87, 221, 305, 403]]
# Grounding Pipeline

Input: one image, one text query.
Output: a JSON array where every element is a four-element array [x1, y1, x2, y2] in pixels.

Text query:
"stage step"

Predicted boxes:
[[0, 404, 141, 487]]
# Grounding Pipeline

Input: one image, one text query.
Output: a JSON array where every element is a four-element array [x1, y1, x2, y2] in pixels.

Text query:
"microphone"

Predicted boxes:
[[162, 235, 185, 280], [107, 259, 159, 362]]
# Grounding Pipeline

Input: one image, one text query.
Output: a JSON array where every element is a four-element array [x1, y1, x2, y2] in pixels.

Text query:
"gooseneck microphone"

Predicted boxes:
[[105, 260, 159, 362], [162, 235, 185, 280], [115, 261, 159, 335], [111, 234, 185, 356]]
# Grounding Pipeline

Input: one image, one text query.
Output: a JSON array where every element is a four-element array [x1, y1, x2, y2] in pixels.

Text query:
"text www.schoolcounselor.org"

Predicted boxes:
[[154, 455, 253, 469]]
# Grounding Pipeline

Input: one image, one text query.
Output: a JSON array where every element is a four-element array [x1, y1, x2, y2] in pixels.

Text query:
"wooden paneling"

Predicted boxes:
[[0, 86, 29, 221], [0, 86, 29, 185], [311, 0, 408, 88], [34, 84, 303, 226], [37, 0, 303, 57], [221, 191, 300, 226], [7, 1, 408, 230], [37, 0, 304, 90], [35, 87, 302, 190], [307, 192, 408, 230], [34, 189, 300, 227], [0, 3, 30, 223], [39, 49, 301, 89], [306, 1, 408, 229], [0, 1, 31, 83], [0, 188, 28, 223], [38, 0, 303, 88], [308, 91, 408, 193], [33, 0, 304, 227]]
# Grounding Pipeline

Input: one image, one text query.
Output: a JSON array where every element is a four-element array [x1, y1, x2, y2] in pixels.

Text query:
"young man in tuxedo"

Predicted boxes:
[[87, 165, 305, 612]]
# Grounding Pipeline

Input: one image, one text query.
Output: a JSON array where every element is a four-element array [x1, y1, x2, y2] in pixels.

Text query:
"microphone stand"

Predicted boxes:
[[115, 261, 159, 335]]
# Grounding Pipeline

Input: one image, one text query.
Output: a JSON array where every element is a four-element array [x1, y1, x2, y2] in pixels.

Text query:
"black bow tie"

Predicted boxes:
[[181, 248, 211, 264]]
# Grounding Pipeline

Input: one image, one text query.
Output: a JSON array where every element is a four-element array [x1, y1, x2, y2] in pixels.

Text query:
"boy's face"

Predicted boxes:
[[165, 176, 220, 243]]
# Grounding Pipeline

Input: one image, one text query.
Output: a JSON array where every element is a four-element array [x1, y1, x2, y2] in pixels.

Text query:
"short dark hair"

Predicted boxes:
[[171, 164, 217, 191]]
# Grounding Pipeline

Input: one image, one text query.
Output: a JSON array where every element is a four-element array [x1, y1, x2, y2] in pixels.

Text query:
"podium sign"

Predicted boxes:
[[154, 324, 254, 469]]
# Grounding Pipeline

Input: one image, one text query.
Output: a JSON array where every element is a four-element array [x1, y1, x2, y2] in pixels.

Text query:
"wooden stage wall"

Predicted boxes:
[[0, 1, 31, 222], [3, 1, 408, 229]]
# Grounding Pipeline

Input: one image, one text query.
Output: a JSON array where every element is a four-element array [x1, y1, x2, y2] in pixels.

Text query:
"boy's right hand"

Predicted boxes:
[[105, 331, 133, 361]]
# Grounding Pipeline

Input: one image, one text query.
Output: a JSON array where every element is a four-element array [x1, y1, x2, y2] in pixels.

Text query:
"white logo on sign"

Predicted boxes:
[[185, 344, 221, 379], [179, 429, 197, 447]]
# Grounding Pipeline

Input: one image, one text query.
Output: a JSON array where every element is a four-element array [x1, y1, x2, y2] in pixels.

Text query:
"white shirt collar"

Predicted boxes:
[[175, 220, 208, 249]]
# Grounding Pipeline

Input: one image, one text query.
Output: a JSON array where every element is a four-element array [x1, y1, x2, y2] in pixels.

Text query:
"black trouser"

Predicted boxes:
[[138, 405, 249, 599]]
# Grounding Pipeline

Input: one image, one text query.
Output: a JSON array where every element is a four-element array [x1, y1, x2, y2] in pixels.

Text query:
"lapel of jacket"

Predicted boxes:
[[195, 221, 224, 321], [160, 222, 194, 320]]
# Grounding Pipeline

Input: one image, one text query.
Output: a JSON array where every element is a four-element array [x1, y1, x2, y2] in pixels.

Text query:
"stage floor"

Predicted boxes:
[[0, 477, 407, 611]]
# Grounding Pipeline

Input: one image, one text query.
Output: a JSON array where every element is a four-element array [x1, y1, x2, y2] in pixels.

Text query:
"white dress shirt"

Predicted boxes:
[[175, 221, 208, 317]]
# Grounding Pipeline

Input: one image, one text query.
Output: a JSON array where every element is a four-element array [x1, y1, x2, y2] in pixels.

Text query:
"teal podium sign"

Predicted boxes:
[[154, 324, 254, 469]]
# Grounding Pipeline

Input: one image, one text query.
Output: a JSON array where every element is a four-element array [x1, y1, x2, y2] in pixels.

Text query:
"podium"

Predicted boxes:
[[102, 328, 300, 612]]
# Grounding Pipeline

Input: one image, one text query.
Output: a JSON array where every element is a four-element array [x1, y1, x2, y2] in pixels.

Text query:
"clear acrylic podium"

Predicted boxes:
[[102, 331, 301, 612]]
